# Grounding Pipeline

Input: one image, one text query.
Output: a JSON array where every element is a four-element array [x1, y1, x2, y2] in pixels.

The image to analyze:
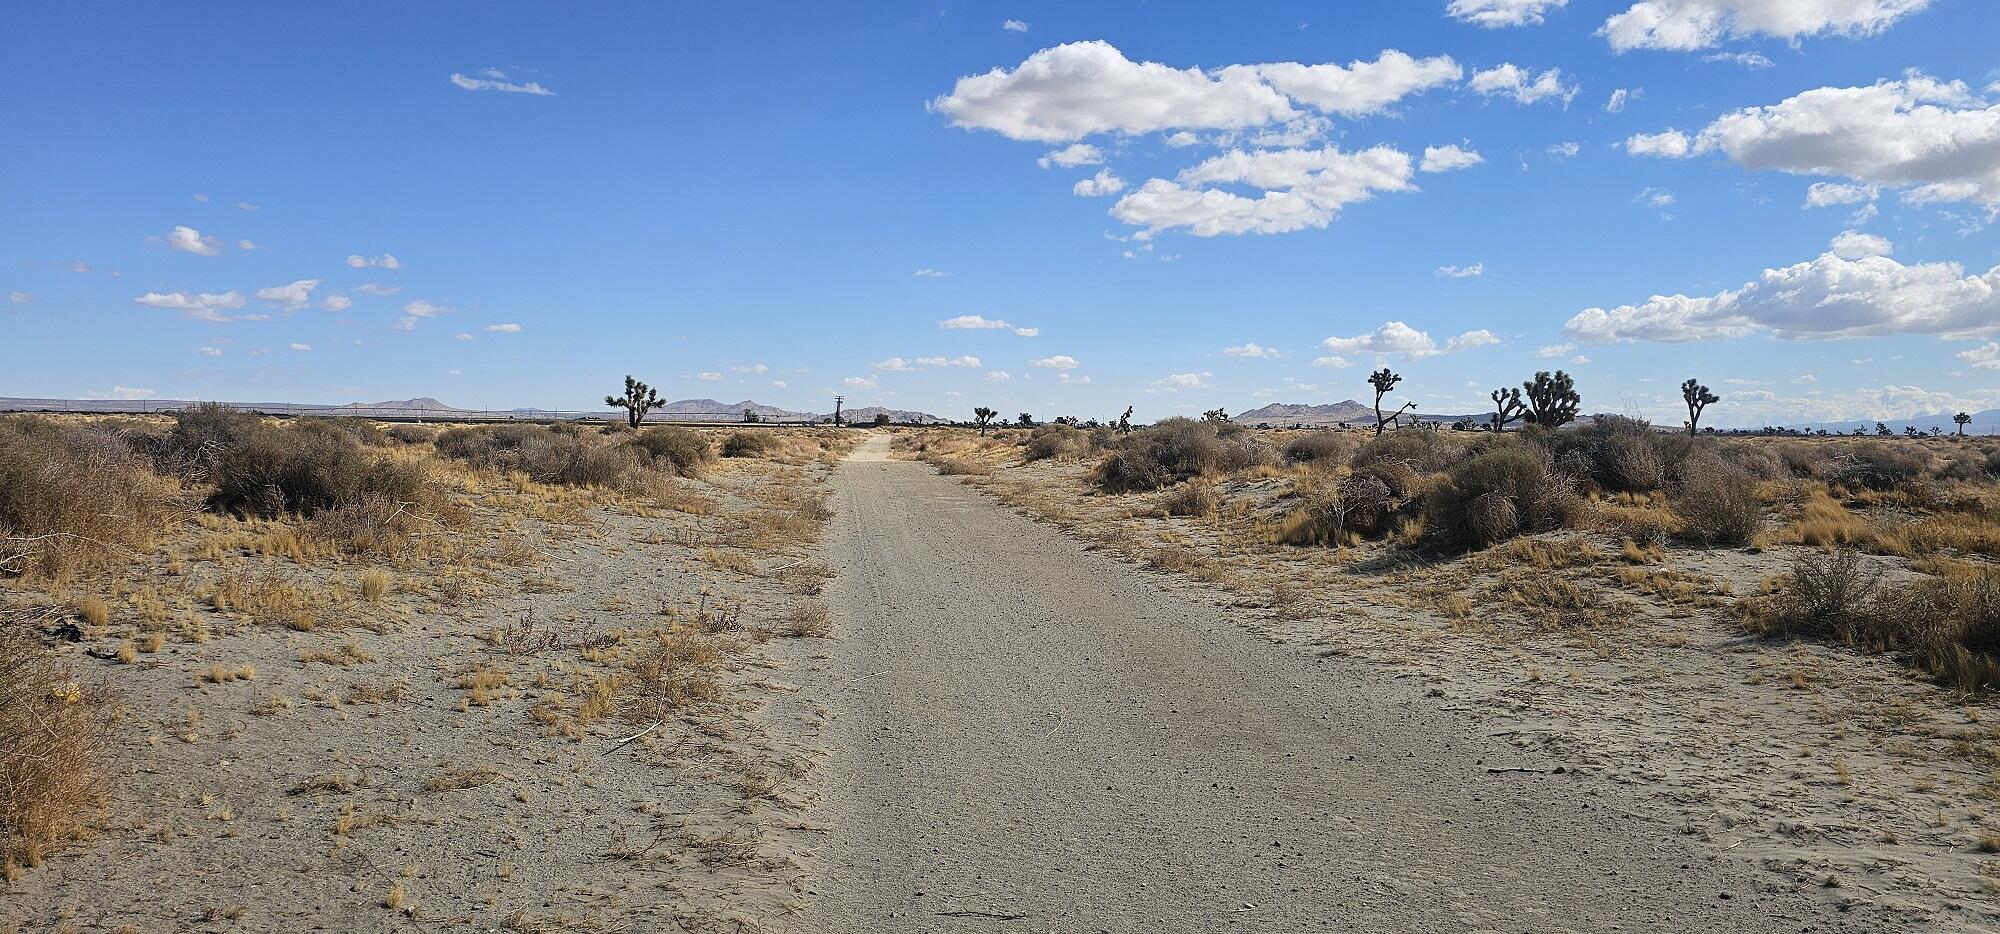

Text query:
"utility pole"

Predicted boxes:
[[833, 395, 845, 427]]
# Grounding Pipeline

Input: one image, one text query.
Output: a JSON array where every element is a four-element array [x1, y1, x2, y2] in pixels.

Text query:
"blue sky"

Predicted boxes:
[[3, 1, 1997, 427]]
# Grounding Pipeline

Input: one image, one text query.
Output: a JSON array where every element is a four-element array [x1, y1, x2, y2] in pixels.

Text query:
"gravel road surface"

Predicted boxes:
[[797, 434, 1864, 933]]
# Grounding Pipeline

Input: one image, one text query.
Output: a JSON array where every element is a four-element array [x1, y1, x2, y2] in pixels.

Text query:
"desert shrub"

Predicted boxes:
[[628, 427, 713, 477], [1088, 449, 1172, 492], [1277, 466, 1420, 547], [1544, 416, 1667, 494], [1769, 441, 1834, 479], [0, 417, 186, 581], [438, 424, 647, 488], [1718, 442, 1786, 482], [720, 431, 777, 458], [1744, 549, 1881, 642], [1022, 424, 1093, 462], [1, 626, 114, 871], [1423, 445, 1579, 550], [1089, 418, 1271, 492], [294, 417, 388, 447], [1870, 570, 2000, 691], [1831, 442, 1928, 491], [1671, 457, 1763, 546], [153, 402, 262, 479], [1282, 432, 1354, 467], [1350, 429, 1462, 474], [384, 424, 438, 445], [1750, 554, 2000, 691], [1160, 482, 1220, 518], [208, 424, 429, 518]]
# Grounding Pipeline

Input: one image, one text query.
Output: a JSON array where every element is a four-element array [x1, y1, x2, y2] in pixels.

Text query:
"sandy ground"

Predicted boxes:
[[3, 454, 836, 934], [785, 435, 1882, 932]]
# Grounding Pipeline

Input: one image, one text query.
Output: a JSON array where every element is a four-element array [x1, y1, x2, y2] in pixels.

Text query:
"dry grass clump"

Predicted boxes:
[[719, 431, 778, 458], [1159, 482, 1221, 518], [929, 456, 992, 476], [1745, 550, 2000, 691], [777, 604, 832, 638], [0, 416, 188, 582], [623, 632, 723, 721], [1349, 429, 1467, 475], [1, 627, 114, 874]]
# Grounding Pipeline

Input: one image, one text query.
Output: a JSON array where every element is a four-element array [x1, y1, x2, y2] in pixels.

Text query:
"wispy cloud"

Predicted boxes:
[[449, 69, 555, 96]]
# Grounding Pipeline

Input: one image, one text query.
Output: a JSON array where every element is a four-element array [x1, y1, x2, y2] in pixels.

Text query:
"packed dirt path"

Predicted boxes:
[[793, 433, 1872, 933]]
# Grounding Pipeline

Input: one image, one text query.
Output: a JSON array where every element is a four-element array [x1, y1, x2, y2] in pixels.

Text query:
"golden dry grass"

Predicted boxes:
[[0, 629, 114, 874]]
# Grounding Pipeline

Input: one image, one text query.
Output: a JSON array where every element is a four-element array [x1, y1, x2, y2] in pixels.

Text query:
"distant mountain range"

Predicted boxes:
[[0, 395, 948, 425], [1791, 409, 2000, 435]]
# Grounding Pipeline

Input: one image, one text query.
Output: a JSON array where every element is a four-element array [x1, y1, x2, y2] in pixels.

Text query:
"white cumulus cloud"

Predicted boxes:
[[1038, 143, 1104, 168], [1447, 0, 1570, 28], [1222, 342, 1283, 358], [483, 323, 522, 333], [1565, 233, 2000, 342], [1420, 144, 1484, 172], [1031, 355, 1079, 370], [1111, 144, 1417, 236], [1147, 372, 1215, 393], [1628, 72, 2000, 204], [133, 290, 245, 323], [1598, 0, 1932, 52], [1073, 168, 1126, 196], [1469, 63, 1579, 106], [1321, 321, 1498, 359], [1436, 262, 1485, 278], [165, 225, 220, 255], [346, 253, 402, 269], [931, 41, 1459, 143], [255, 278, 322, 309]]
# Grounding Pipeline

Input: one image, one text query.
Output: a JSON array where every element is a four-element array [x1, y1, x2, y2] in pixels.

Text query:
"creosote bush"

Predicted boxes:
[[1349, 429, 1464, 475]]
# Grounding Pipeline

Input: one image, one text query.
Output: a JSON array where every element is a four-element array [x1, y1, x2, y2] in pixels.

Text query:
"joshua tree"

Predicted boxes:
[[1016, 412, 1034, 427], [1368, 368, 1415, 436], [1202, 408, 1229, 423], [1489, 387, 1526, 433], [742, 408, 760, 423], [1956, 412, 1972, 436], [1522, 370, 1580, 428], [1875, 422, 1892, 437], [605, 375, 663, 429], [1681, 379, 1719, 435], [873, 413, 890, 426], [973, 406, 997, 436], [1116, 406, 1134, 434]]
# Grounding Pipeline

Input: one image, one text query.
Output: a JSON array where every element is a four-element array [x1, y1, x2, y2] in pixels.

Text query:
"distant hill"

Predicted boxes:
[[1232, 400, 1478, 428], [343, 397, 457, 411], [657, 398, 817, 421], [840, 406, 948, 425]]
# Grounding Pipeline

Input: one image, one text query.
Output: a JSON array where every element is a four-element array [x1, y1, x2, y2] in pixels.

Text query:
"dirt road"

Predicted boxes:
[[793, 434, 1864, 932]]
